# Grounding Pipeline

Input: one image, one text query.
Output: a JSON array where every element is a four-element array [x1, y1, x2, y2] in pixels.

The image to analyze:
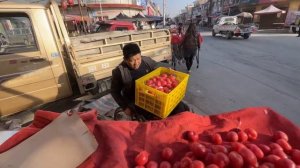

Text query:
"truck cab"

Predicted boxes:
[[212, 13, 255, 39]]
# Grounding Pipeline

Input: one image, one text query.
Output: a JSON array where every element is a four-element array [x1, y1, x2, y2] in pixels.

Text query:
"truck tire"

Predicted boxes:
[[243, 34, 250, 39], [226, 32, 233, 39], [212, 30, 216, 37]]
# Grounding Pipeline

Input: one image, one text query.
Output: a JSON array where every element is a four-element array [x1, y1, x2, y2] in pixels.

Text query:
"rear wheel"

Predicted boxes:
[[243, 34, 250, 39], [212, 29, 216, 37]]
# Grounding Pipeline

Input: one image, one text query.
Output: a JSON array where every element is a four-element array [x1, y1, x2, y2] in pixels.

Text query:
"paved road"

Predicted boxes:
[[182, 32, 300, 126]]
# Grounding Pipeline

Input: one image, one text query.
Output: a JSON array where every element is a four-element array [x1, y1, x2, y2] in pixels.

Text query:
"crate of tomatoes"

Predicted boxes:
[[135, 67, 189, 118]]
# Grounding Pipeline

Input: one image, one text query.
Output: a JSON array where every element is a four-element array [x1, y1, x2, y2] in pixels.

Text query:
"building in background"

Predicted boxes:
[[175, 0, 300, 29], [85, 0, 144, 21]]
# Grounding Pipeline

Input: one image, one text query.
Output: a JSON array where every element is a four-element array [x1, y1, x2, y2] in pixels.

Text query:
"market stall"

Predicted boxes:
[[0, 107, 299, 167]]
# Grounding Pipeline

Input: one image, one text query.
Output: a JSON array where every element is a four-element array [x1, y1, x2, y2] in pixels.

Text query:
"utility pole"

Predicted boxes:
[[99, 0, 103, 20], [78, 0, 87, 34], [163, 0, 166, 27]]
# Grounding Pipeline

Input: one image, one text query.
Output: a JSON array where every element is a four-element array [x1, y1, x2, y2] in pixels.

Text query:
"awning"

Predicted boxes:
[[112, 12, 134, 21], [236, 12, 253, 18], [254, 5, 285, 15], [64, 15, 91, 22], [132, 12, 150, 21]]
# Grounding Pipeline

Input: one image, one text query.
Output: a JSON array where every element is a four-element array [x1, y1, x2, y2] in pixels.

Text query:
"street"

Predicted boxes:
[[183, 31, 300, 126]]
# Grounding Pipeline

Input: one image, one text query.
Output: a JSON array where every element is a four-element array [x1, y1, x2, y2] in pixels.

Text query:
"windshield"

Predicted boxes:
[[96, 24, 111, 32], [0, 13, 38, 55]]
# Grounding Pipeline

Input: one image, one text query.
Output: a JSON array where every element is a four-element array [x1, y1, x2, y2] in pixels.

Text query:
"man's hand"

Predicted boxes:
[[124, 107, 132, 116]]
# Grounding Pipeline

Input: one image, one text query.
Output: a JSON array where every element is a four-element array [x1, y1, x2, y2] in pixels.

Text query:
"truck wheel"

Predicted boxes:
[[212, 30, 216, 37], [226, 32, 232, 39], [243, 34, 250, 39]]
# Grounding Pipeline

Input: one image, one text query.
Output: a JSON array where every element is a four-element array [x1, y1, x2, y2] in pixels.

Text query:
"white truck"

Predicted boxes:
[[212, 14, 255, 39]]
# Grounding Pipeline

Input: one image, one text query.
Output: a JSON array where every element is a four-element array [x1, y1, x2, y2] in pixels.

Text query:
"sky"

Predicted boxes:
[[154, 0, 195, 18]]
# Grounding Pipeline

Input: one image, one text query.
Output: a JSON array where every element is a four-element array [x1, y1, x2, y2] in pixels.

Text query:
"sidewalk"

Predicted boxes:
[[256, 28, 291, 34], [198, 26, 292, 34]]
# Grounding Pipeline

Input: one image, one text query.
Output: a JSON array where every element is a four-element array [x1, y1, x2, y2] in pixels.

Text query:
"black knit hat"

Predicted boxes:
[[122, 43, 141, 59]]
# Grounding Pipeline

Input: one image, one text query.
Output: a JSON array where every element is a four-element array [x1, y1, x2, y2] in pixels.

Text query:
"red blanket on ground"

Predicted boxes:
[[0, 107, 299, 168]]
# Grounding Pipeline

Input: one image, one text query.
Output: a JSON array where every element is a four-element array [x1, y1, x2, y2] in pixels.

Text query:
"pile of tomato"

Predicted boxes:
[[145, 73, 179, 94], [134, 128, 300, 168]]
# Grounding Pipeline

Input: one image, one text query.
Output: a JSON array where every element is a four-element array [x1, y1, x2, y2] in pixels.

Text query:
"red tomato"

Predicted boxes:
[[169, 75, 176, 81], [238, 131, 248, 142], [213, 152, 229, 168], [211, 133, 223, 145], [258, 144, 271, 155], [171, 81, 178, 88], [291, 149, 300, 164], [244, 128, 258, 141], [273, 131, 288, 142], [135, 166, 145, 168], [231, 142, 246, 151], [146, 161, 158, 168], [238, 147, 258, 166], [227, 131, 239, 142], [259, 162, 274, 168], [172, 162, 181, 168], [163, 87, 171, 93], [192, 160, 205, 168], [246, 143, 264, 159], [211, 145, 228, 154], [271, 148, 288, 159], [269, 143, 283, 151], [205, 164, 219, 168], [264, 154, 281, 163], [159, 161, 171, 168], [185, 151, 196, 160], [228, 151, 244, 168], [276, 139, 292, 152], [180, 157, 193, 168], [161, 80, 167, 86], [161, 147, 173, 161], [190, 143, 206, 158], [274, 158, 296, 168], [186, 131, 199, 142], [160, 73, 168, 78], [156, 81, 162, 87], [135, 151, 149, 166], [205, 152, 215, 165]]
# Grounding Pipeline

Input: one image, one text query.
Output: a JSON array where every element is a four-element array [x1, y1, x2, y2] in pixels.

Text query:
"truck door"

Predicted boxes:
[[0, 10, 72, 116]]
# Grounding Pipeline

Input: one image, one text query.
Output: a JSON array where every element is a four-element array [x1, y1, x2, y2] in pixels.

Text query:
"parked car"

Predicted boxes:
[[212, 12, 256, 39], [93, 20, 136, 32]]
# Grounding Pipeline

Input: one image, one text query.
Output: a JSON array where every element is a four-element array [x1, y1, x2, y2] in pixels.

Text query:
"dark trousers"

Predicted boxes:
[[134, 101, 189, 120], [183, 48, 197, 71], [298, 27, 300, 36]]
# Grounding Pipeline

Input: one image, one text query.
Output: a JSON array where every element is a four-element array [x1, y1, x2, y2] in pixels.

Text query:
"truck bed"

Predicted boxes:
[[68, 29, 172, 93]]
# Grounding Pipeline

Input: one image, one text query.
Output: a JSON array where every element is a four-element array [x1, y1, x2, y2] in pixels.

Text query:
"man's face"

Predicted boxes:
[[125, 53, 142, 70]]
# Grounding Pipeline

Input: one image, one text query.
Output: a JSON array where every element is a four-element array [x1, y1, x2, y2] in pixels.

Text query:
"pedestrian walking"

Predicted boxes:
[[297, 18, 300, 37], [181, 22, 203, 73]]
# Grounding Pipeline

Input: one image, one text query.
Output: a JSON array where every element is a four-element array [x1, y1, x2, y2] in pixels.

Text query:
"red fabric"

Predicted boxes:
[[198, 32, 204, 44], [1, 107, 299, 168], [171, 33, 204, 45], [171, 33, 183, 45]]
